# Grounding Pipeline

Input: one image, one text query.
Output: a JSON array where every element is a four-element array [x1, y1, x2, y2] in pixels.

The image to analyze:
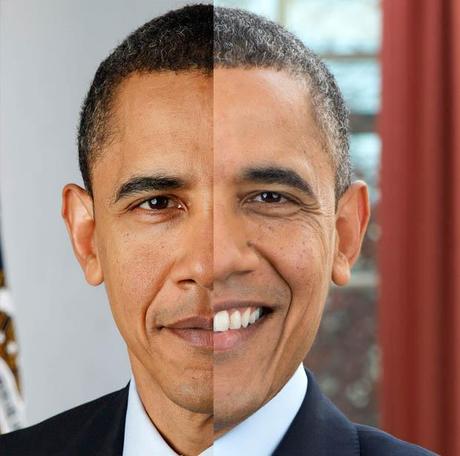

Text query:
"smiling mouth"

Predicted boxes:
[[163, 305, 272, 351], [213, 306, 267, 331]]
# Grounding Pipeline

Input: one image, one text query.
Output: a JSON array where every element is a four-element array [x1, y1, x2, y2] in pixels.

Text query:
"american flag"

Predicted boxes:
[[0, 233, 25, 433]]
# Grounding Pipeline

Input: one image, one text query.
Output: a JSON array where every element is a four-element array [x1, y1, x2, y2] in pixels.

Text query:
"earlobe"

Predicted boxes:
[[61, 184, 104, 286], [332, 252, 351, 286], [331, 181, 370, 286]]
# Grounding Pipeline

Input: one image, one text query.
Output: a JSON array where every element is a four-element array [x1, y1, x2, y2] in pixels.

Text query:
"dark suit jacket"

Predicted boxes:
[[0, 370, 436, 455]]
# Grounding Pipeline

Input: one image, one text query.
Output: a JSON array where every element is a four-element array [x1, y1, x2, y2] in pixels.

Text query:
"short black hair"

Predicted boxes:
[[78, 4, 351, 199], [78, 4, 213, 195]]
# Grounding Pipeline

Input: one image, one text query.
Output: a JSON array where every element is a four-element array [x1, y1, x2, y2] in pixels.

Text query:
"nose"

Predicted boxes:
[[169, 199, 260, 289], [213, 201, 259, 284], [170, 205, 213, 290]]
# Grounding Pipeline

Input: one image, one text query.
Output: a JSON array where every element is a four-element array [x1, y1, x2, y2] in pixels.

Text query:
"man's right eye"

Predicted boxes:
[[138, 196, 182, 211]]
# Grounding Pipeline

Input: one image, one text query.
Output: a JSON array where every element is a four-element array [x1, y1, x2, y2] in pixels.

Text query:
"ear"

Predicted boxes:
[[332, 181, 370, 286], [61, 184, 103, 286]]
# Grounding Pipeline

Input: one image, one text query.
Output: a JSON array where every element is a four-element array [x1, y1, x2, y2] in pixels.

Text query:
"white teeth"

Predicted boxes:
[[213, 310, 229, 332], [229, 310, 241, 329], [213, 307, 264, 332], [241, 308, 250, 328]]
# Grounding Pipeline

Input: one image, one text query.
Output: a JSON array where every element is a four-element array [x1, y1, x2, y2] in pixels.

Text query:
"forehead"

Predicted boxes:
[[214, 68, 333, 194], [214, 67, 315, 148], [91, 71, 213, 198], [91, 68, 334, 202], [113, 71, 212, 147]]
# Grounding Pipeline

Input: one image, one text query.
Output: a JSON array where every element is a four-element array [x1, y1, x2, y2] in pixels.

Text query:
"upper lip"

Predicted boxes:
[[212, 300, 272, 314], [165, 316, 212, 330]]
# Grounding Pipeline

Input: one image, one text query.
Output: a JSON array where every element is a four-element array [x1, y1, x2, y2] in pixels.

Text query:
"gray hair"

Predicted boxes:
[[214, 7, 351, 199]]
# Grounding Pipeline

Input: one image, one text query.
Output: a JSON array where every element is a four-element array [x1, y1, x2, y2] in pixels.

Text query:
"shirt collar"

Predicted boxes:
[[214, 363, 308, 455], [123, 364, 308, 456], [122, 377, 178, 456]]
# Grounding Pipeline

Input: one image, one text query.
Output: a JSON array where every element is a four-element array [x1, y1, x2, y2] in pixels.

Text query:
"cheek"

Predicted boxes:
[[97, 227, 175, 332], [251, 217, 333, 339], [279, 233, 329, 337], [250, 217, 333, 290]]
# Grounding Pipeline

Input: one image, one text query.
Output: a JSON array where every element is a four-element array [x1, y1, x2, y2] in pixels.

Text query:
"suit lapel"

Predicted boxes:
[[72, 383, 129, 456], [273, 370, 359, 456], [71, 372, 360, 455]]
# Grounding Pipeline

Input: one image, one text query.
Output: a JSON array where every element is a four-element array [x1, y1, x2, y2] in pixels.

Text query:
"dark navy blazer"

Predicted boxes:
[[0, 370, 436, 455], [273, 370, 436, 455]]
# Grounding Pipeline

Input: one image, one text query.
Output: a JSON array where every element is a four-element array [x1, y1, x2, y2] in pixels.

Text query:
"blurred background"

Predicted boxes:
[[2, 0, 459, 455]]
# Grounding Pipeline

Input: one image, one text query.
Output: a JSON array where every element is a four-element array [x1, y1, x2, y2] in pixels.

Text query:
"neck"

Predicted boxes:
[[129, 354, 213, 456]]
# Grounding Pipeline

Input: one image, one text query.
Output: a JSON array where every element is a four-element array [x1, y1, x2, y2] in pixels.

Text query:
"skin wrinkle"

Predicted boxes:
[[255, 219, 327, 351], [240, 166, 318, 201]]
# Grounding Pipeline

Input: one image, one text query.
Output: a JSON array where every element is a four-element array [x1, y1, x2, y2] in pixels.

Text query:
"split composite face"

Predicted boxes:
[[82, 68, 365, 431]]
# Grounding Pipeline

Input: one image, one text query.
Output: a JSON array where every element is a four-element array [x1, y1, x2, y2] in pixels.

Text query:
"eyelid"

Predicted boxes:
[[245, 191, 298, 204], [131, 194, 185, 211], [242, 190, 323, 216]]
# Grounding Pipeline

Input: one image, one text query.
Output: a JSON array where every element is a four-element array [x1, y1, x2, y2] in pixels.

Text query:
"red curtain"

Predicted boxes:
[[380, 1, 460, 454]]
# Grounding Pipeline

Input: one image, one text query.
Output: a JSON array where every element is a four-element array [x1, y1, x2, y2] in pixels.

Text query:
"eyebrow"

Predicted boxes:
[[239, 165, 318, 201], [112, 174, 186, 204]]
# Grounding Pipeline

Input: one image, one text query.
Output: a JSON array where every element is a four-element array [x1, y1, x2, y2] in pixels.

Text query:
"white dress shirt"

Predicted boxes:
[[122, 364, 308, 456]]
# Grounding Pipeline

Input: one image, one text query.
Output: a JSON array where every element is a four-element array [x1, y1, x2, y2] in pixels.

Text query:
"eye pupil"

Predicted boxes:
[[261, 192, 281, 203], [147, 196, 169, 209]]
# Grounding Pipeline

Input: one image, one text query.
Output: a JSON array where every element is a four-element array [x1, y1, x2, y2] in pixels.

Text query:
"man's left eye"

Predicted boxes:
[[138, 196, 181, 210], [252, 192, 288, 204]]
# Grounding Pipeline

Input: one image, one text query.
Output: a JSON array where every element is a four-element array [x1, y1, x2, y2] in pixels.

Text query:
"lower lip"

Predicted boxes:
[[214, 314, 267, 352], [167, 328, 213, 349], [165, 314, 269, 351]]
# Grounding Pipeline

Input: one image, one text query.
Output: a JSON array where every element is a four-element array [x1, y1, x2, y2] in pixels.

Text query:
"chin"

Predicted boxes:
[[213, 387, 265, 432], [169, 380, 214, 414]]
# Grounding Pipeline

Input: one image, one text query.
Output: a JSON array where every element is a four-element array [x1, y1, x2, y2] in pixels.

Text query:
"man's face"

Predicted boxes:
[[213, 68, 338, 430], [90, 72, 214, 413], [64, 67, 367, 433]]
